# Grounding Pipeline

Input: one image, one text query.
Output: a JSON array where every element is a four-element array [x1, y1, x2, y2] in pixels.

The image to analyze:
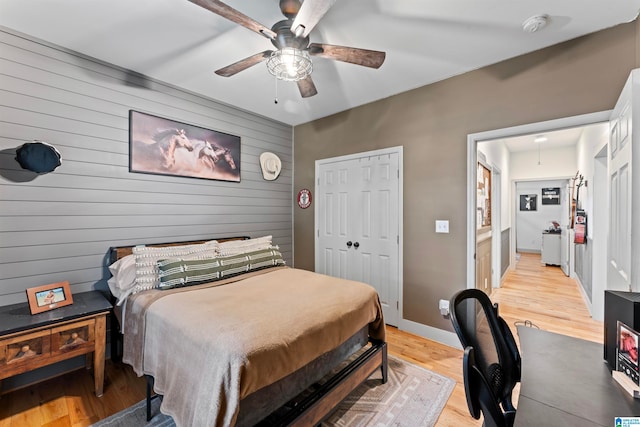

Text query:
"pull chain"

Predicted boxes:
[[274, 76, 279, 104]]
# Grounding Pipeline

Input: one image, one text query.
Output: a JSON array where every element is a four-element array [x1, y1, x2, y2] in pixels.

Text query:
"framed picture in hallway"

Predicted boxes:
[[520, 194, 537, 211], [129, 110, 241, 182], [477, 162, 491, 229], [541, 187, 560, 205]]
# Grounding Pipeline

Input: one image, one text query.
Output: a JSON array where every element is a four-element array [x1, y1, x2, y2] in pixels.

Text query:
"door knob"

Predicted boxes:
[[353, 242, 360, 248], [346, 241, 352, 248]]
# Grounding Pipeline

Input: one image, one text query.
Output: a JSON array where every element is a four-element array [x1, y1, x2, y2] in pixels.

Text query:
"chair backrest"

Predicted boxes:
[[497, 314, 521, 383], [450, 288, 520, 410], [463, 346, 515, 427]]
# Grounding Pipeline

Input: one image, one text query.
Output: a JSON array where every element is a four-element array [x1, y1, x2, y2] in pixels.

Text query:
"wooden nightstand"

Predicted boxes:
[[0, 291, 112, 397]]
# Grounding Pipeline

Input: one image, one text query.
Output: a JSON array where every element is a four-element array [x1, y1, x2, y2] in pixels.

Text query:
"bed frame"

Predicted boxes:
[[107, 237, 388, 426]]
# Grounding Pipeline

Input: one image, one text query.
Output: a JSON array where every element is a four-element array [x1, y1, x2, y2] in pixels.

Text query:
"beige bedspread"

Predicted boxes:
[[122, 266, 385, 427]]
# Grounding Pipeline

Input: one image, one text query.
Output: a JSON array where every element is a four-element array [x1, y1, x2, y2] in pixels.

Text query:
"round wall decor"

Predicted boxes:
[[16, 141, 61, 173], [297, 189, 312, 209]]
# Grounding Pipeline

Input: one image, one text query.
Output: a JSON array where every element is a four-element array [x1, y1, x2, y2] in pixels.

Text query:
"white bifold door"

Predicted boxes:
[[315, 147, 402, 326]]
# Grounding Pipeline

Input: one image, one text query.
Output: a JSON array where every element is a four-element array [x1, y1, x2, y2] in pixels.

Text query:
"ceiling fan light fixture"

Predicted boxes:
[[267, 47, 313, 82]]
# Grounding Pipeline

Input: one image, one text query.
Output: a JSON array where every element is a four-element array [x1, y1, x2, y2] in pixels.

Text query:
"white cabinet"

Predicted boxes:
[[542, 233, 561, 265]]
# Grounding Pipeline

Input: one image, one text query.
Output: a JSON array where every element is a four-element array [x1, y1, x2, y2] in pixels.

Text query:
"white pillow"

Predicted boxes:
[[107, 254, 136, 302], [132, 241, 218, 291], [217, 236, 273, 256]]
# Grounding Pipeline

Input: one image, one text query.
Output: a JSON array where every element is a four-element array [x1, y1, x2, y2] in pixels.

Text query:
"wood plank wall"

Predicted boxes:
[[0, 27, 293, 306]]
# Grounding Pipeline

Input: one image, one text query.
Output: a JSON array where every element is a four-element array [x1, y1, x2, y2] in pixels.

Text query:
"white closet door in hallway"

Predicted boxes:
[[315, 147, 402, 326]]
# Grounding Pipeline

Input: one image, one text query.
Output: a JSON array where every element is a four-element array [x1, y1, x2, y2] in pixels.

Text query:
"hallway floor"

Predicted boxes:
[[492, 252, 603, 343]]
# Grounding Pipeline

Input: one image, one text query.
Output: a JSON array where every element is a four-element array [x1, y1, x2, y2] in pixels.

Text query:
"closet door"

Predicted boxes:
[[316, 149, 401, 325], [316, 158, 359, 279]]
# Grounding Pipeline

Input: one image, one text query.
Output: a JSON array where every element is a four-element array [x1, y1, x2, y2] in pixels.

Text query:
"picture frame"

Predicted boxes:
[[541, 187, 560, 205], [26, 281, 74, 315], [477, 162, 491, 229], [519, 194, 537, 211], [129, 110, 241, 182]]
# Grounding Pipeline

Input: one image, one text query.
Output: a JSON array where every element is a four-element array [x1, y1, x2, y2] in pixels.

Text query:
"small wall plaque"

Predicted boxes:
[[541, 187, 560, 205]]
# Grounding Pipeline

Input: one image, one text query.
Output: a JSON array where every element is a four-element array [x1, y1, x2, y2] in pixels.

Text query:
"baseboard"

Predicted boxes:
[[517, 249, 541, 254], [398, 319, 461, 349], [574, 275, 594, 317]]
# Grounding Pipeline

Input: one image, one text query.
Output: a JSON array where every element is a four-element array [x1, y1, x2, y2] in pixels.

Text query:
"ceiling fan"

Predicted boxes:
[[188, 0, 386, 98]]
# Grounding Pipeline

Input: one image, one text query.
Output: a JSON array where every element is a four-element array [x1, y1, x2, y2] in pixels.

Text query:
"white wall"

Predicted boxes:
[[510, 145, 578, 180], [575, 122, 609, 320], [576, 123, 609, 220], [515, 180, 566, 252]]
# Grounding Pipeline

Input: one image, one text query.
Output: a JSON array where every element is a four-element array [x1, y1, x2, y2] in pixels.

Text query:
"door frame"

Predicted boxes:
[[466, 111, 611, 291], [314, 146, 404, 322], [490, 165, 502, 289], [591, 145, 609, 320]]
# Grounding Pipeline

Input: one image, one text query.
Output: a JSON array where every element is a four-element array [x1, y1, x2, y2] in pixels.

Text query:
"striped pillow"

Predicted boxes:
[[158, 248, 285, 289]]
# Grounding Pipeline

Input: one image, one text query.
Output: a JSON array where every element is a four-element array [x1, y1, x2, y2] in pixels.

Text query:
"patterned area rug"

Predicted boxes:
[[91, 356, 455, 427]]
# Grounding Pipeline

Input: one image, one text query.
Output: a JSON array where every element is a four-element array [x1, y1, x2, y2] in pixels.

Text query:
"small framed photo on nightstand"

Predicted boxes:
[[26, 281, 74, 315]]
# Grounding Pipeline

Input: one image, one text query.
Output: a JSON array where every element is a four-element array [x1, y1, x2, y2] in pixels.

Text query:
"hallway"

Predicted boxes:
[[492, 252, 603, 343]]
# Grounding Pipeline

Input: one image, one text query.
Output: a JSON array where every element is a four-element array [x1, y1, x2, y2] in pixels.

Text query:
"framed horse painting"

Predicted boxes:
[[129, 110, 241, 182]]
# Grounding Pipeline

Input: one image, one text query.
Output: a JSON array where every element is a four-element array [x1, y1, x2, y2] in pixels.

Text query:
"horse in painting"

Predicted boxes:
[[197, 140, 237, 171], [153, 128, 194, 169]]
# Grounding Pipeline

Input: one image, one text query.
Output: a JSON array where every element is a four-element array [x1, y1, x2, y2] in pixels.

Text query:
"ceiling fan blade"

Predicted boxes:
[[215, 50, 273, 77], [309, 43, 386, 69], [297, 76, 318, 98], [187, 0, 276, 39], [291, 0, 337, 38]]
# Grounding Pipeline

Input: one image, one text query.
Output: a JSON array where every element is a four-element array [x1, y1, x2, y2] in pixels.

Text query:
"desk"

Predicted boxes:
[[515, 326, 640, 426]]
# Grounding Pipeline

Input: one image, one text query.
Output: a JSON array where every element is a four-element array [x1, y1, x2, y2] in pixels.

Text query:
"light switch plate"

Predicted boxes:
[[435, 220, 449, 233]]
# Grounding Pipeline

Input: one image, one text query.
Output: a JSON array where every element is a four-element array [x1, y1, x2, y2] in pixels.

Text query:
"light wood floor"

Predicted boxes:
[[0, 252, 603, 427]]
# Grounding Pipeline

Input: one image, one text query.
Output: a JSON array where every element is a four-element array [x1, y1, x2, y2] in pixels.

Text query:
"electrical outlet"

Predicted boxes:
[[439, 299, 450, 316], [435, 220, 449, 233]]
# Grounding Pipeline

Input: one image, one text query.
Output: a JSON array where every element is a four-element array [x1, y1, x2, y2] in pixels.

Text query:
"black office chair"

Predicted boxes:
[[464, 346, 516, 427], [450, 288, 521, 413]]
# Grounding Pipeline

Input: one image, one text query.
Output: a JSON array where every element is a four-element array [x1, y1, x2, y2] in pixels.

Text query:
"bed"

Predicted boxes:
[[108, 236, 387, 427]]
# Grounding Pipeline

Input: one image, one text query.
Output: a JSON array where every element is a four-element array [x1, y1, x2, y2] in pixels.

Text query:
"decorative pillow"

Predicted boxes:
[[131, 240, 218, 293], [158, 248, 285, 290], [107, 254, 136, 302], [217, 235, 272, 256]]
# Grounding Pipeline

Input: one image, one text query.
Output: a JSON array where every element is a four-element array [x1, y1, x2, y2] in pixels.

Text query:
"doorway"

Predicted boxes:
[[466, 112, 611, 307], [514, 178, 570, 273]]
